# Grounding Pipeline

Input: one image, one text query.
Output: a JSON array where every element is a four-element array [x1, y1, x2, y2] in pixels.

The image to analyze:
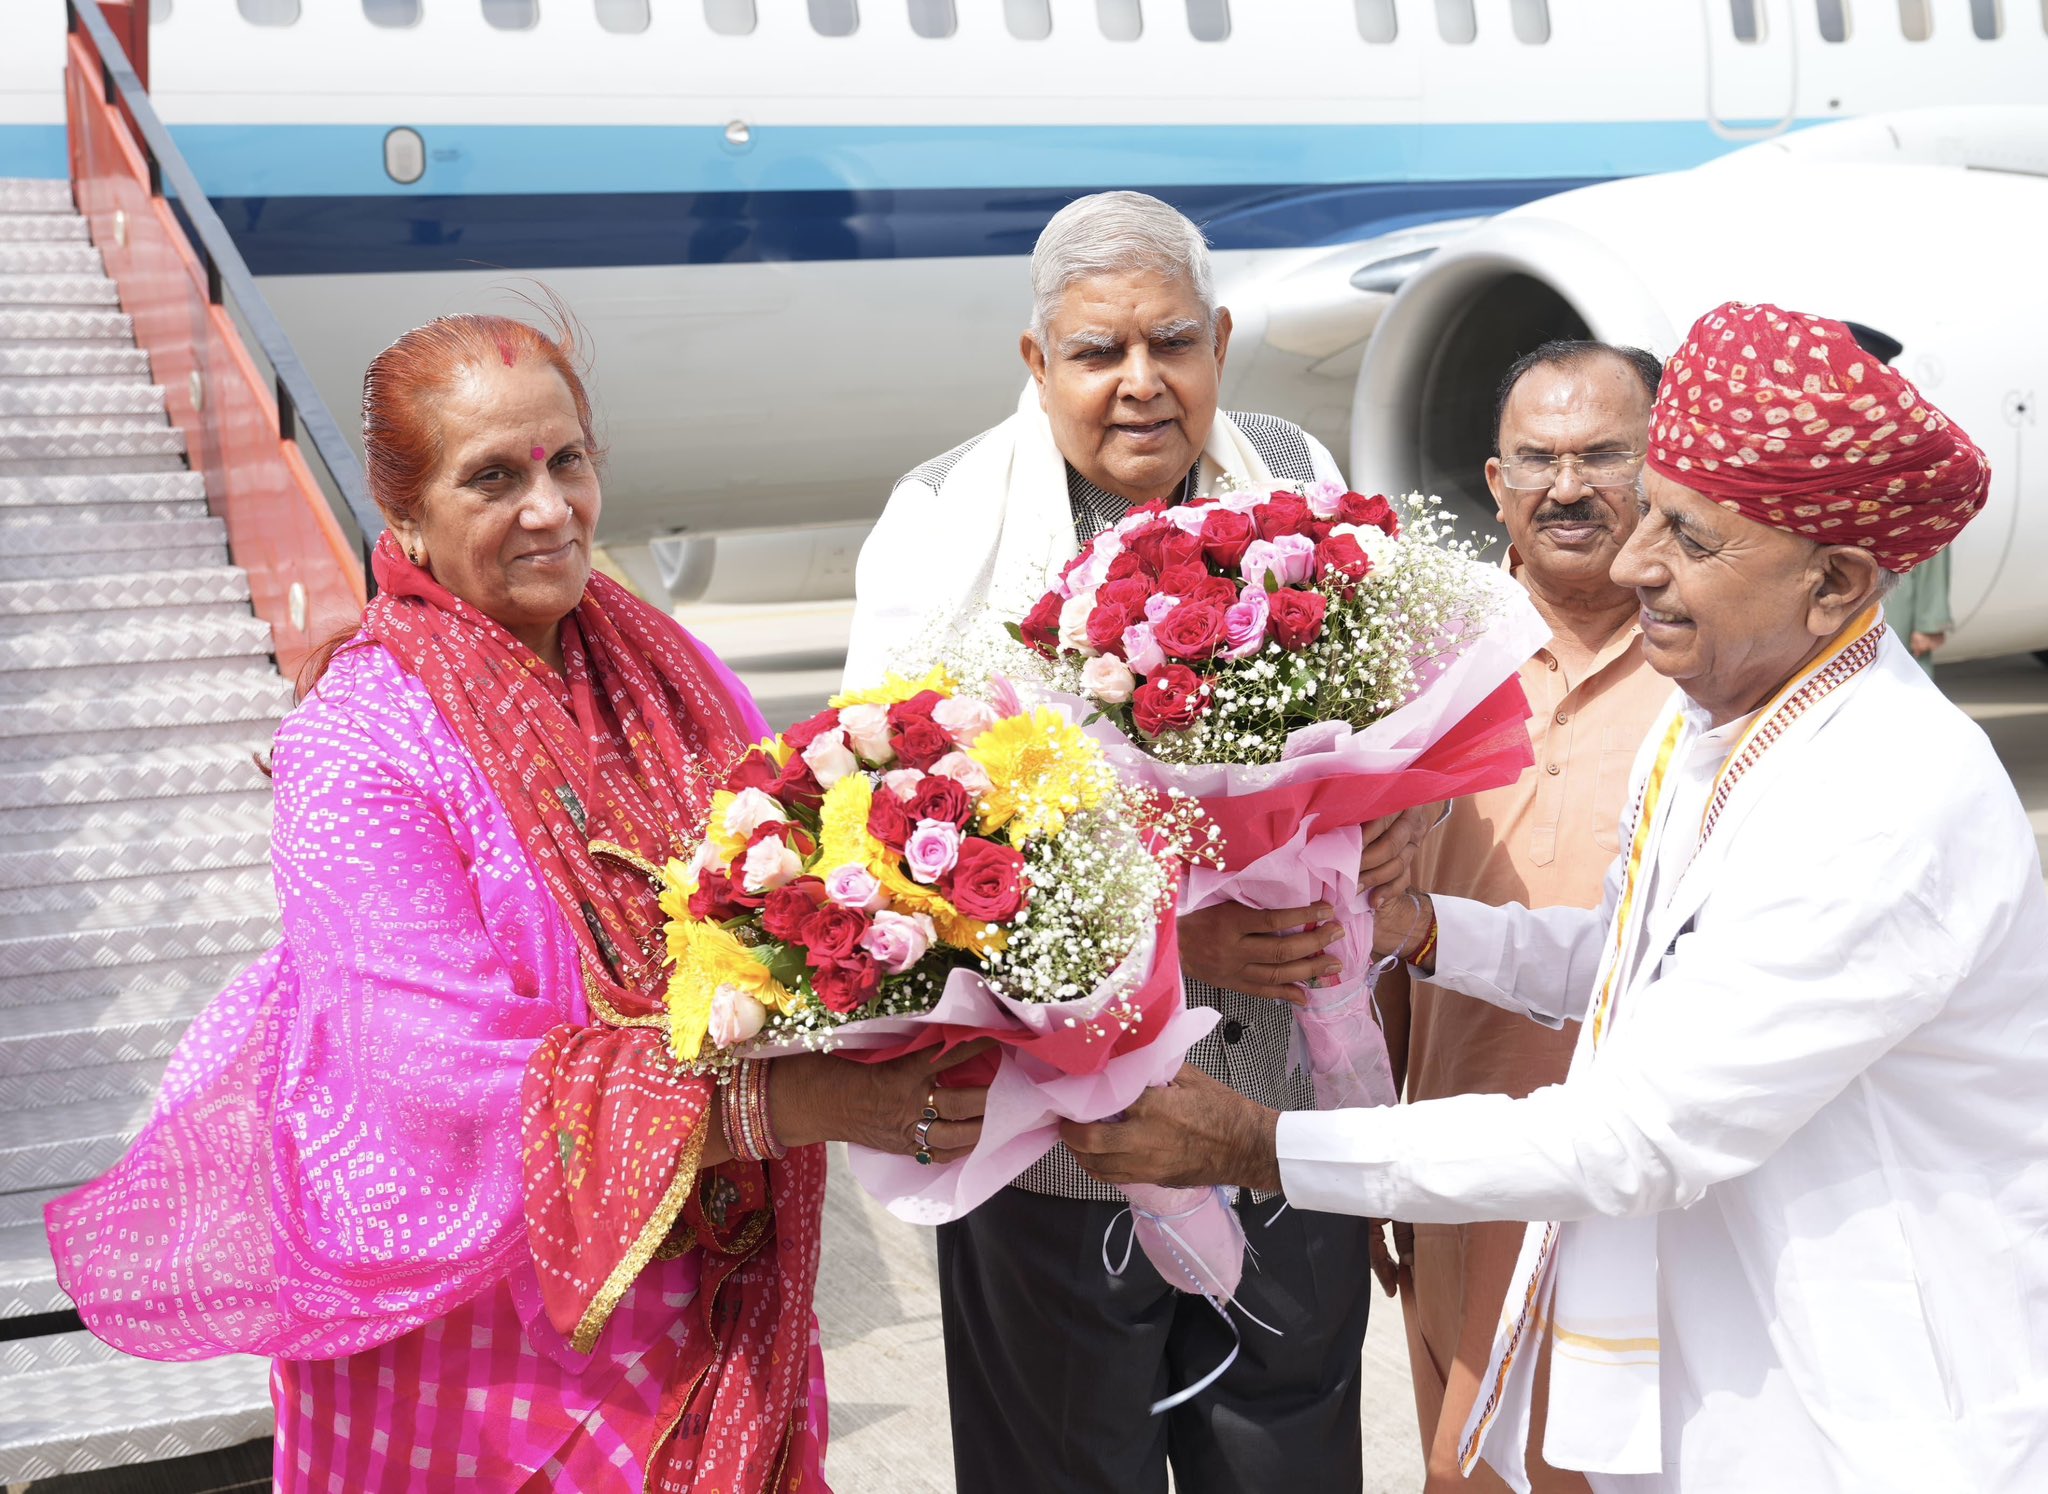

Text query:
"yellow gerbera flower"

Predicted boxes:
[[966, 707, 1110, 844], [665, 916, 794, 1063], [828, 664, 956, 711]]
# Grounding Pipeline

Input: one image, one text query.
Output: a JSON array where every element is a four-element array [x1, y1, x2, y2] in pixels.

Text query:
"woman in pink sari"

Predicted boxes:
[[44, 314, 986, 1491]]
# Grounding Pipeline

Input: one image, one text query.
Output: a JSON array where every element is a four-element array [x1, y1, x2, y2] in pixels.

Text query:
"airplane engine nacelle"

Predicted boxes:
[[1350, 109, 2048, 661]]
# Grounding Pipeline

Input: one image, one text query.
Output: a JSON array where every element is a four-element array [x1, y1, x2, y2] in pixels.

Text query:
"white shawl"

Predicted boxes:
[[844, 385, 1288, 688]]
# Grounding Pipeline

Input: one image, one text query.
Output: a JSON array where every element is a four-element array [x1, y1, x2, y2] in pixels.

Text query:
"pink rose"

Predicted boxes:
[[823, 864, 887, 912], [1122, 621, 1167, 676], [1142, 592, 1178, 626], [880, 767, 925, 800], [707, 985, 768, 1047], [740, 836, 804, 894], [1305, 479, 1347, 520], [931, 750, 994, 795], [837, 703, 895, 763], [1081, 653, 1137, 704], [720, 786, 788, 842], [799, 726, 858, 789], [861, 909, 935, 974], [1057, 590, 1100, 654], [1239, 534, 1317, 590], [904, 818, 963, 884], [932, 696, 998, 749], [1220, 588, 1270, 661]]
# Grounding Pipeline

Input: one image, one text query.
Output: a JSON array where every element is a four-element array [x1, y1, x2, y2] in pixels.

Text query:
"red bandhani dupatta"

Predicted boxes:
[[363, 533, 825, 1493]]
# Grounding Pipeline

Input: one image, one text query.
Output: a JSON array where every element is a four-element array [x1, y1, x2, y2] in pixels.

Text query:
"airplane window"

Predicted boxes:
[[482, 0, 538, 28], [1354, 0, 1396, 42], [1897, 0, 1932, 38], [1006, 0, 1051, 39], [1510, 0, 1548, 42], [1729, 0, 1764, 40], [1435, 0, 1476, 44], [363, 0, 421, 26], [1969, 0, 2001, 35], [704, 0, 755, 34], [1816, 0, 1849, 41], [1098, 0, 1142, 40], [237, 0, 300, 24], [809, 0, 857, 34], [1185, 0, 1228, 39], [596, 0, 648, 31], [909, 0, 956, 36]]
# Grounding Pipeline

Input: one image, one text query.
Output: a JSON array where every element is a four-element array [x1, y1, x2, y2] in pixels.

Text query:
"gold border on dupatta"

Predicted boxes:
[[571, 1119, 708, 1354]]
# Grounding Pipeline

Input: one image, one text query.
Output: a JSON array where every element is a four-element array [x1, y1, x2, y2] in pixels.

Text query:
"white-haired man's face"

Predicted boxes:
[[1021, 269, 1232, 506]]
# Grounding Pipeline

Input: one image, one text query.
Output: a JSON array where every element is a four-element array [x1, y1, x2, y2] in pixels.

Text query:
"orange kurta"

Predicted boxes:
[[1392, 566, 1671, 1493]]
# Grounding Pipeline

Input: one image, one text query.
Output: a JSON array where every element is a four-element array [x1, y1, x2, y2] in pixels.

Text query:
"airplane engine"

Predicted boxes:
[[1349, 108, 2048, 661]]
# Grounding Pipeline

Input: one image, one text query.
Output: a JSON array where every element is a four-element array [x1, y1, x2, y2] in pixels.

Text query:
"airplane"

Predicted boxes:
[[2, 0, 2043, 655]]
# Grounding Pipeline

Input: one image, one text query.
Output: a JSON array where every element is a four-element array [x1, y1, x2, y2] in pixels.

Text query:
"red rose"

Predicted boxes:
[[780, 708, 842, 753], [1096, 576, 1153, 621], [941, 836, 1028, 923], [1199, 507, 1256, 570], [799, 904, 870, 964], [770, 753, 825, 811], [892, 714, 954, 771], [1020, 590, 1064, 656], [687, 866, 751, 922], [1128, 523, 1202, 574], [1104, 549, 1155, 584], [1304, 519, 1335, 545], [1156, 560, 1212, 600], [1155, 598, 1228, 662], [1184, 575, 1242, 612], [1316, 533, 1371, 583], [1131, 664, 1207, 736], [867, 790, 913, 849], [761, 878, 825, 942], [1338, 492, 1400, 536], [1086, 601, 1130, 656], [1267, 588, 1329, 651], [1253, 493, 1312, 540], [907, 774, 974, 829], [812, 952, 883, 1014], [886, 691, 945, 729], [725, 748, 779, 795]]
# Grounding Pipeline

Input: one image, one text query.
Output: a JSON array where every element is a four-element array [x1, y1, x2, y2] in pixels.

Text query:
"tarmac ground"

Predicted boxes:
[[675, 599, 2048, 1494]]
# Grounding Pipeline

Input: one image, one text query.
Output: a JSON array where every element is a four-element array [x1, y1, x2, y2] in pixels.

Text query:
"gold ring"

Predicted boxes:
[[915, 1148, 934, 1166], [921, 1090, 939, 1122]]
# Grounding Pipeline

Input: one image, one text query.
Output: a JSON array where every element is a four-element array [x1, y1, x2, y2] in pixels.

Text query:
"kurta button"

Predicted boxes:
[[1545, 763, 1561, 775], [1222, 1019, 1245, 1044], [1554, 711, 1569, 725], [1544, 656, 1559, 671]]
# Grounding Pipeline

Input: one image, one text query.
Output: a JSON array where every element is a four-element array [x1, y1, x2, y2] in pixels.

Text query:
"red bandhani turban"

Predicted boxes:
[[1646, 301, 1990, 571]]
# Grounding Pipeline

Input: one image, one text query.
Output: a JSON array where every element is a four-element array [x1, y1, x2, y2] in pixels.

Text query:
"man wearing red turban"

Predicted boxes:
[[1061, 303, 2048, 1491]]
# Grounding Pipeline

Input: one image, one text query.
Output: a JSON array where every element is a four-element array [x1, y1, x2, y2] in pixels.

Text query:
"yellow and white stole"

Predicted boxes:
[[1458, 606, 1889, 1486]]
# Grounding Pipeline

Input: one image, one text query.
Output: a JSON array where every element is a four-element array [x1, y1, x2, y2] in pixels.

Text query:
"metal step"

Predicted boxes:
[[0, 1053, 172, 1111], [0, 976, 223, 1079], [0, 804, 273, 892], [0, 470, 202, 506], [0, 423, 184, 472], [0, 344, 148, 382], [0, 514, 227, 573], [0, 862, 273, 918], [0, 890, 279, 998], [0, 1187, 70, 1319], [0, 179, 74, 213], [0, 547, 228, 584], [0, 739, 274, 813], [0, 275, 121, 309], [0, 672, 289, 764], [0, 614, 273, 685], [0, 244, 102, 276], [0, 785, 273, 839], [0, 1331, 273, 1484], [0, 215, 90, 245], [0, 565, 250, 632], [0, 1090, 156, 1194], [0, 951, 255, 1015], [0, 308, 129, 340], [0, 382, 163, 418]]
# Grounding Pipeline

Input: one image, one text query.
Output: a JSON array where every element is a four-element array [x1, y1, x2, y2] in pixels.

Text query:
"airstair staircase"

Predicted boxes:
[[0, 176, 279, 1484]]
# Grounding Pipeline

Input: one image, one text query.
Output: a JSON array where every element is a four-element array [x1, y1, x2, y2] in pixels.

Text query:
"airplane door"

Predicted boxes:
[[1701, 0, 1797, 138]]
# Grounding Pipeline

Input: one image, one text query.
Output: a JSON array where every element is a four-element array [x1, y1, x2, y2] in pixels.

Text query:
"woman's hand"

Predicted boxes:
[[1371, 891, 1435, 964], [1179, 900, 1342, 1005], [768, 1041, 993, 1164]]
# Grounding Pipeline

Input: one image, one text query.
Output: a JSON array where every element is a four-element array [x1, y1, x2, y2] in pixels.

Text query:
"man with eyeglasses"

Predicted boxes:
[[1376, 339, 1675, 1494]]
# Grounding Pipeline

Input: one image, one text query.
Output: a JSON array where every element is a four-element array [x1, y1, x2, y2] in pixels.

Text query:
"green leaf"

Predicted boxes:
[[1003, 621, 1025, 644], [747, 939, 811, 990], [1263, 571, 1279, 594]]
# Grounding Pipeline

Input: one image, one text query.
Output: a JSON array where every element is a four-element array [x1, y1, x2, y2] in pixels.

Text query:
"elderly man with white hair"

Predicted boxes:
[[848, 191, 1408, 1493], [1063, 302, 2048, 1492]]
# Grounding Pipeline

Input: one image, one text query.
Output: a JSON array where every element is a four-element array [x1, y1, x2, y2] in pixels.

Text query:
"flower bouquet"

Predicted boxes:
[[658, 667, 1224, 1272], [1010, 484, 1547, 1114]]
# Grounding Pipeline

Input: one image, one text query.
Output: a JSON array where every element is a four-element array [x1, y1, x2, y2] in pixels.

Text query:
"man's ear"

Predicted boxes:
[[1021, 331, 1049, 405], [1212, 306, 1234, 377], [1809, 544, 1888, 636], [1484, 457, 1508, 525]]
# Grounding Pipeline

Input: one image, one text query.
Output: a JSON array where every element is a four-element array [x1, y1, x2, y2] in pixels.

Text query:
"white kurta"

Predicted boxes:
[[1277, 632, 2048, 1492]]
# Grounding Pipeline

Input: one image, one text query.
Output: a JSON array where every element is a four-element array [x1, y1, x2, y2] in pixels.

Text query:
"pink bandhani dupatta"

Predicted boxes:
[[361, 535, 827, 1493]]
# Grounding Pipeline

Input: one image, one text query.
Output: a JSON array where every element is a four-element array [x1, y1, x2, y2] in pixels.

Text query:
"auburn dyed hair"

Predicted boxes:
[[294, 305, 603, 700]]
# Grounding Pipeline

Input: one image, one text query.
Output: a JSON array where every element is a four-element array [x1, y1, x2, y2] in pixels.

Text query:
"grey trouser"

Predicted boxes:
[[936, 1184, 1375, 1494]]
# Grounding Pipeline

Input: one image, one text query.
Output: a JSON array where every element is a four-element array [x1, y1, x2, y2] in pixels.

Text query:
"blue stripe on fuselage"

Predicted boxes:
[[0, 125, 67, 180], [211, 178, 1603, 276]]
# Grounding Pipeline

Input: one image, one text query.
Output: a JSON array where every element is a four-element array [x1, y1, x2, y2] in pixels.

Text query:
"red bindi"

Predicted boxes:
[[531, 445, 546, 461]]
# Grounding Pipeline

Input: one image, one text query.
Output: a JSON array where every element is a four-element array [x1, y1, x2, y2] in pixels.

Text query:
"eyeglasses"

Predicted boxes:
[[1498, 450, 1645, 490]]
